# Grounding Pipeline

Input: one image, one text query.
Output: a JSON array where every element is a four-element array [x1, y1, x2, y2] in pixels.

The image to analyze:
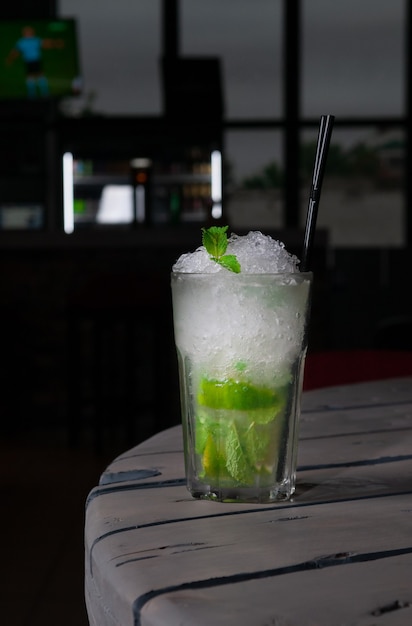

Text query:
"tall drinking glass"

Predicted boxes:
[[171, 270, 313, 503]]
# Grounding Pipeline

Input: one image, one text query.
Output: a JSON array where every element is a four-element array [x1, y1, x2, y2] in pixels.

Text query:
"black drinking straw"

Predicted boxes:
[[300, 114, 335, 272]]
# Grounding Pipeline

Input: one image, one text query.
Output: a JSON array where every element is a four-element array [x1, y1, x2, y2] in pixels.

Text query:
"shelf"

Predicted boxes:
[[74, 175, 130, 186], [0, 113, 223, 232], [73, 173, 212, 186]]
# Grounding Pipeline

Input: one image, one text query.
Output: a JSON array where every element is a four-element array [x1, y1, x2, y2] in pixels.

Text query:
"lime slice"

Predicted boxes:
[[195, 411, 226, 478], [195, 410, 216, 455], [196, 413, 230, 480], [202, 434, 220, 477], [198, 377, 284, 412]]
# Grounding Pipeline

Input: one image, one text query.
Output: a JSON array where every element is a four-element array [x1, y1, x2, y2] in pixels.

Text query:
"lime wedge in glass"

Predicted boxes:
[[198, 376, 285, 413]]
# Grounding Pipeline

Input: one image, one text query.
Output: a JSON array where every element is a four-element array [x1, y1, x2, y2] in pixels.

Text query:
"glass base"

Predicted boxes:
[[188, 480, 294, 504]]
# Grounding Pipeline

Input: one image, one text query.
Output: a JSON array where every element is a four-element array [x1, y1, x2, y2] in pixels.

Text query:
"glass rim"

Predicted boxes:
[[171, 270, 313, 278]]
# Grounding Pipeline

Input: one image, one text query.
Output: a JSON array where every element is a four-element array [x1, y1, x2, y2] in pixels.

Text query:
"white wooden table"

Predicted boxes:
[[85, 378, 412, 626]]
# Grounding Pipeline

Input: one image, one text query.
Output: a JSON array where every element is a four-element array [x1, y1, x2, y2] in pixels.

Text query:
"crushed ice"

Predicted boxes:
[[172, 230, 300, 274]]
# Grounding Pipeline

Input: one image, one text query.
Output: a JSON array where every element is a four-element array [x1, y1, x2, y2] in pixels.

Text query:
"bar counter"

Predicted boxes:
[[85, 377, 412, 625]]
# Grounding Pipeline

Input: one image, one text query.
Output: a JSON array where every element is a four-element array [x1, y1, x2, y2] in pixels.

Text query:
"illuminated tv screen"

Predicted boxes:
[[0, 18, 81, 100]]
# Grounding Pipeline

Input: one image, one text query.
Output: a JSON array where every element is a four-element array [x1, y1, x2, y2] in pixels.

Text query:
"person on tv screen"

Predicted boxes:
[[6, 25, 64, 98]]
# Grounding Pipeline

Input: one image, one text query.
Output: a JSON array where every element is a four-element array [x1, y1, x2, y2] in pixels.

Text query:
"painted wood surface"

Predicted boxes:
[[85, 378, 412, 626]]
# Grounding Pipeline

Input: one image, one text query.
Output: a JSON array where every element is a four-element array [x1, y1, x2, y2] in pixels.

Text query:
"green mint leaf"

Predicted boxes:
[[202, 226, 228, 258], [201, 226, 241, 273], [217, 255, 241, 273]]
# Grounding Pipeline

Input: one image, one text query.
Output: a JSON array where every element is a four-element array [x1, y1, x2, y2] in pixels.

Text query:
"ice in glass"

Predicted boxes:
[[171, 229, 312, 503]]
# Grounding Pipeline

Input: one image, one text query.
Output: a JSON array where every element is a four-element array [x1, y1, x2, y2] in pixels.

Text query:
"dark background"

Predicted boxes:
[[1, 3, 411, 625], [0, 0, 411, 452]]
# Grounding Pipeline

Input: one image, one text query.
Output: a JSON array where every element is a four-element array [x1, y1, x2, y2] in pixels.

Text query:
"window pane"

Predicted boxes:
[[59, 0, 161, 116], [225, 130, 283, 230], [300, 127, 405, 247], [181, 0, 283, 119], [302, 0, 405, 117]]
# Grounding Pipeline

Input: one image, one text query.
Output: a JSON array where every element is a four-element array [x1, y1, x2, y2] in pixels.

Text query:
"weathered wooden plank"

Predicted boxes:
[[92, 437, 412, 514], [89, 422, 412, 517], [96, 425, 412, 491], [137, 554, 412, 626], [301, 378, 412, 414], [85, 468, 412, 572], [86, 492, 412, 625]]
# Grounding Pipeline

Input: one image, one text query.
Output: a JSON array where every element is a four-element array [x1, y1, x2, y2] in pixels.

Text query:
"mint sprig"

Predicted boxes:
[[201, 226, 241, 273]]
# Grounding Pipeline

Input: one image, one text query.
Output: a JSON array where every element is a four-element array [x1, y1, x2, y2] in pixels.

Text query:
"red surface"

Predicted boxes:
[[303, 350, 412, 390]]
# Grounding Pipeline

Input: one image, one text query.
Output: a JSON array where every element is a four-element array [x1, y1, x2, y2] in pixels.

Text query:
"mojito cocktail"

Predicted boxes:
[[171, 230, 312, 502]]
